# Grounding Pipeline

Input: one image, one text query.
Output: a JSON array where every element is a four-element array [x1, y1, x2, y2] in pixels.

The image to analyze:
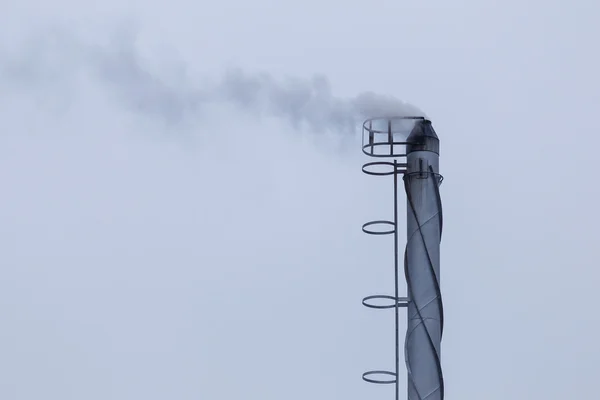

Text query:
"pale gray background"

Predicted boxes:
[[1, 1, 599, 399]]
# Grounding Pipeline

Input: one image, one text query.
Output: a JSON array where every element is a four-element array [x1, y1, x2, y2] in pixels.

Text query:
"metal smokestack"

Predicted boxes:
[[360, 117, 444, 400], [405, 120, 443, 400]]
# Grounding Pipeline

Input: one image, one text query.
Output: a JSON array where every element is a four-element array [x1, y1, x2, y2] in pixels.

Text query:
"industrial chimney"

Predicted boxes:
[[360, 117, 444, 400]]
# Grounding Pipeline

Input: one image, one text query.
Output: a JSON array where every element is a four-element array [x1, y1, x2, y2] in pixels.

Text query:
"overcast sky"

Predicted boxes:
[[1, 1, 599, 399]]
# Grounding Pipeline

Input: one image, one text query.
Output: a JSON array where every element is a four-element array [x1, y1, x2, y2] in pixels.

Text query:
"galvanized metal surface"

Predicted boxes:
[[405, 142, 443, 400]]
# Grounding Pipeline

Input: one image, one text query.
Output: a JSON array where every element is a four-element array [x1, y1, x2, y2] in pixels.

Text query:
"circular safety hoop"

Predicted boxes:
[[362, 116, 425, 158], [362, 295, 409, 309], [361, 141, 410, 158], [362, 370, 397, 384], [362, 116, 425, 134], [362, 161, 406, 176], [362, 220, 395, 235]]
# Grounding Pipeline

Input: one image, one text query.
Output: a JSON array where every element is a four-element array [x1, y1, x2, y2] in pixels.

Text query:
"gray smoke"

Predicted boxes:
[[0, 26, 425, 134], [214, 69, 425, 133]]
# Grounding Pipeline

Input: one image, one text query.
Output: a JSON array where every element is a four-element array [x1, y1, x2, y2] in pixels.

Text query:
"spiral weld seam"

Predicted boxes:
[[403, 165, 444, 400], [360, 157, 406, 392]]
